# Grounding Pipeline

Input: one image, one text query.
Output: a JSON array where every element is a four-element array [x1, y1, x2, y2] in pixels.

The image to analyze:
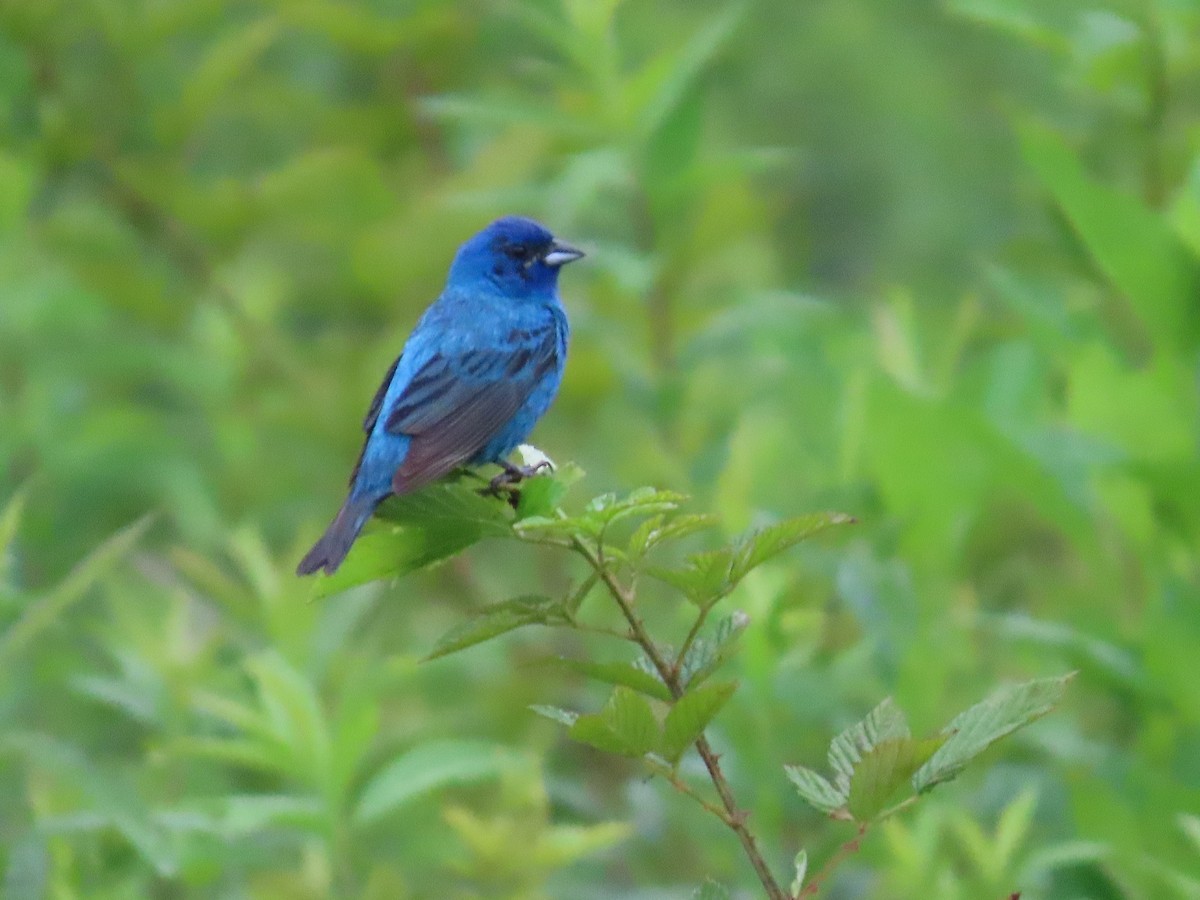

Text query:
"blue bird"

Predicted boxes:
[[297, 216, 583, 576]]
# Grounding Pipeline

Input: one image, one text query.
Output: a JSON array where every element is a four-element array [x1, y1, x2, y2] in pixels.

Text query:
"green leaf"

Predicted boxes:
[[425, 595, 570, 661], [829, 698, 910, 794], [376, 482, 513, 531], [179, 18, 283, 127], [218, 794, 325, 836], [649, 512, 853, 608], [631, 1, 746, 140], [317, 483, 512, 597], [245, 653, 332, 784], [1018, 121, 1200, 351], [647, 546, 735, 606], [515, 473, 568, 520], [0, 516, 152, 666], [914, 674, 1073, 793], [784, 764, 845, 815], [662, 680, 737, 763], [354, 740, 519, 826], [846, 735, 946, 821], [627, 512, 720, 559], [678, 611, 750, 688], [591, 487, 689, 529], [568, 687, 660, 757], [730, 512, 856, 583], [691, 878, 731, 900], [555, 658, 672, 701]]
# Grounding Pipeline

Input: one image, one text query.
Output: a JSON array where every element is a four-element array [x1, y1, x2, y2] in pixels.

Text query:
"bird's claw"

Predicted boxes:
[[479, 460, 553, 508]]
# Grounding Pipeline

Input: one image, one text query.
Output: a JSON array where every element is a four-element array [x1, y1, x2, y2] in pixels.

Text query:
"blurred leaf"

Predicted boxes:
[[218, 794, 324, 836], [915, 674, 1074, 792], [3, 832, 47, 900], [944, 0, 1070, 51], [245, 652, 332, 785], [1018, 121, 1200, 350], [784, 764, 845, 815], [425, 595, 570, 661], [4, 734, 178, 875], [692, 878, 731, 900], [354, 740, 520, 826], [662, 680, 736, 763], [179, 17, 282, 127], [846, 735, 945, 821], [0, 487, 27, 582], [631, 2, 746, 140], [568, 687, 660, 757], [554, 657, 672, 701], [0, 516, 152, 667]]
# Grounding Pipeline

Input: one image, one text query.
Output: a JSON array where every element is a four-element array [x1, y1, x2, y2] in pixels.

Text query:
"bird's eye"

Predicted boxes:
[[505, 245, 531, 261]]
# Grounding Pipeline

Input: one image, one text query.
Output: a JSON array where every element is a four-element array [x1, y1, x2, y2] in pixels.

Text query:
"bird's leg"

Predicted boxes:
[[479, 459, 553, 505]]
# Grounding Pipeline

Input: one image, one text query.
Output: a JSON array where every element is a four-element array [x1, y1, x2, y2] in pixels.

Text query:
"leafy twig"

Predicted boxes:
[[570, 536, 789, 900]]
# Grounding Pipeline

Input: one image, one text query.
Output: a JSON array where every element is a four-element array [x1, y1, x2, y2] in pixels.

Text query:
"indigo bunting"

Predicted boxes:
[[297, 217, 583, 576]]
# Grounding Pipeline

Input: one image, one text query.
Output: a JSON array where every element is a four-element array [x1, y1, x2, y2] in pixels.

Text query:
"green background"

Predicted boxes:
[[1, 0, 1198, 896]]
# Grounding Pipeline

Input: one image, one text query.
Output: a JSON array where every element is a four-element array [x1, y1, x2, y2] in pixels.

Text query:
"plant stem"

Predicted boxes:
[[796, 824, 868, 898], [645, 758, 734, 826], [571, 537, 788, 900]]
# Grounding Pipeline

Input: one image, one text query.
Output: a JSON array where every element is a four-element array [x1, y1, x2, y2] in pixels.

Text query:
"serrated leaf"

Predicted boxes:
[[784, 765, 845, 815], [914, 674, 1073, 793], [730, 512, 856, 583], [628, 512, 720, 559], [354, 740, 518, 825], [555, 658, 672, 701], [662, 680, 737, 763], [691, 878, 731, 900], [829, 698, 910, 794], [568, 687, 660, 757], [847, 735, 946, 821], [647, 546, 735, 606], [425, 595, 569, 661], [317, 483, 513, 597], [530, 705, 578, 727], [678, 611, 750, 688], [593, 487, 688, 529], [376, 482, 513, 531]]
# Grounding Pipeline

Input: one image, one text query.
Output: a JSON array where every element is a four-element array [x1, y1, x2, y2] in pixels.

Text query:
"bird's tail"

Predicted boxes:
[[296, 492, 382, 576]]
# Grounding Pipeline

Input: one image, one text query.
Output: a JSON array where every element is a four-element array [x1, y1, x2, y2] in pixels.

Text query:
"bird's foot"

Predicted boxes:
[[479, 460, 553, 508]]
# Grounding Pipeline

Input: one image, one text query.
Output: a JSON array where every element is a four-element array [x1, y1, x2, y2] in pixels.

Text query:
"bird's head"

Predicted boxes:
[[448, 216, 584, 299]]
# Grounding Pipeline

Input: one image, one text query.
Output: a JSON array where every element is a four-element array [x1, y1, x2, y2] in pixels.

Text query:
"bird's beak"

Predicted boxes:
[[542, 240, 585, 267]]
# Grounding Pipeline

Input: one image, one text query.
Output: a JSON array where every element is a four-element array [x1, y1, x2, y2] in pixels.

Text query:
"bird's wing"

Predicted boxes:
[[348, 354, 401, 486], [363, 355, 401, 433], [384, 323, 559, 493]]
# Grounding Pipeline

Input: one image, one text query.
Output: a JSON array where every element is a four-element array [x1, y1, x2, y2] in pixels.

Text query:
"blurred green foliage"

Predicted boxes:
[[1, 0, 1199, 897]]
